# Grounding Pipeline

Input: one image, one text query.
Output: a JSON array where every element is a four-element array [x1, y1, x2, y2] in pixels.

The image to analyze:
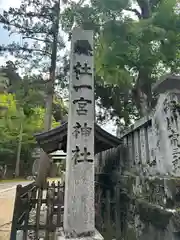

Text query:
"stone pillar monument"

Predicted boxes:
[[59, 27, 103, 240]]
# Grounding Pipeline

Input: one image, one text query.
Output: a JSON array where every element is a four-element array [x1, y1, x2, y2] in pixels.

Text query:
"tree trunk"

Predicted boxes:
[[15, 120, 23, 177], [132, 72, 149, 117], [133, 0, 152, 116], [137, 87, 149, 117], [35, 0, 60, 188], [3, 165, 7, 178], [137, 0, 151, 19]]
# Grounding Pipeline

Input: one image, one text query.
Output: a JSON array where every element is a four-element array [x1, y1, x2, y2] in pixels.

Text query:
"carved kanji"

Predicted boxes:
[[72, 122, 81, 139], [78, 147, 93, 164], [81, 63, 91, 75], [72, 147, 93, 165], [73, 62, 82, 80], [72, 146, 80, 165], [163, 95, 180, 173], [73, 97, 92, 116], [72, 122, 92, 139], [73, 62, 92, 80], [73, 84, 92, 92], [81, 123, 92, 137]]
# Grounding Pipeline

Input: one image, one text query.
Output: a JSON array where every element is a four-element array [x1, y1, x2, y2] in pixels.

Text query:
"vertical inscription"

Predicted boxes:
[[64, 27, 95, 235]]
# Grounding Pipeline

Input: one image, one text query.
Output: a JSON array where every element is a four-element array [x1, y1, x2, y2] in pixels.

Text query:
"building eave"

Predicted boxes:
[[35, 122, 121, 154]]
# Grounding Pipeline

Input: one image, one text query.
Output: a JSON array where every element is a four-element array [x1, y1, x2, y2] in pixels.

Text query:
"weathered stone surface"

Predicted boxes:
[[118, 174, 180, 239], [63, 27, 95, 237], [116, 91, 180, 178], [152, 75, 180, 96], [110, 89, 180, 239], [56, 228, 103, 240]]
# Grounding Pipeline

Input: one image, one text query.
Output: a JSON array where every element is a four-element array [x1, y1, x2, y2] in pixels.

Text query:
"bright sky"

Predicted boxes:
[[0, 0, 21, 65], [0, 0, 138, 136]]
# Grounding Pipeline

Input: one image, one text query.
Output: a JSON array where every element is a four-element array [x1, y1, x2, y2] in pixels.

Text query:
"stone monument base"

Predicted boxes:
[[56, 229, 103, 240]]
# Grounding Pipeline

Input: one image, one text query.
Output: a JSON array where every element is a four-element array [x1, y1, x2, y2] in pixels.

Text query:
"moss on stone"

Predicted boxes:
[[148, 177, 164, 186], [119, 173, 136, 196], [102, 225, 116, 240], [136, 199, 172, 229], [127, 174, 135, 193], [171, 211, 180, 230], [125, 227, 137, 240]]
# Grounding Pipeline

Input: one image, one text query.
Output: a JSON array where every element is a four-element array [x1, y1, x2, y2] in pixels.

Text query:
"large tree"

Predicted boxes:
[[0, 62, 67, 177], [0, 61, 67, 121], [0, 0, 68, 185], [62, 0, 180, 123], [0, 93, 60, 176], [0, 0, 65, 71]]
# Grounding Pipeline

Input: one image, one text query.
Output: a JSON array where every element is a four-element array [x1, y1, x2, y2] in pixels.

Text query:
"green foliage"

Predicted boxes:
[[0, 0, 179, 129], [0, 60, 67, 176], [0, 62, 65, 171], [97, 0, 180, 117], [0, 93, 60, 168], [61, 0, 180, 123], [0, 0, 67, 178], [95, 76, 137, 125], [0, 62, 67, 121], [0, 0, 65, 72]]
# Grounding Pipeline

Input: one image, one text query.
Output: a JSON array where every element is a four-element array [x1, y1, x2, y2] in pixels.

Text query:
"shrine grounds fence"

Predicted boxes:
[[95, 181, 122, 240], [10, 181, 64, 240], [10, 180, 120, 240], [95, 146, 127, 240]]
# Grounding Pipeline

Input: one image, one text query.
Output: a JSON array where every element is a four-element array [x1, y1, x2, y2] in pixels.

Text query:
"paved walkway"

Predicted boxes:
[[0, 181, 31, 239], [0, 179, 60, 239]]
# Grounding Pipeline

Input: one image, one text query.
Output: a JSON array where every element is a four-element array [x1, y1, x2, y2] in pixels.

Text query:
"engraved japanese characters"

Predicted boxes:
[[63, 27, 95, 236]]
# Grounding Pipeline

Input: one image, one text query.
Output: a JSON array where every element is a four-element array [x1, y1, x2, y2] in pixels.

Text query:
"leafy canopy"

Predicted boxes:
[[62, 0, 180, 123], [0, 92, 59, 166]]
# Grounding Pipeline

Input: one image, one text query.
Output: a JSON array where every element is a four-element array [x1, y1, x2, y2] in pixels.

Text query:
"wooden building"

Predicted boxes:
[[34, 122, 121, 154]]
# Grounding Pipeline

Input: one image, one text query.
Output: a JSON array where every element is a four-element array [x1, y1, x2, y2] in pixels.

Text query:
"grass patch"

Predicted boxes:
[[47, 177, 61, 181], [0, 178, 29, 183], [0, 177, 62, 184]]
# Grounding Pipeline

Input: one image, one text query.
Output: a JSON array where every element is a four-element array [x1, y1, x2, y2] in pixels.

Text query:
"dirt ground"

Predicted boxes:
[[0, 196, 15, 239], [0, 183, 22, 240], [0, 179, 59, 239]]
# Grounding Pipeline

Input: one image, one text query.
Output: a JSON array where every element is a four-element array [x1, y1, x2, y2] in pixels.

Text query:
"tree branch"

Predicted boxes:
[[0, 15, 50, 35], [22, 11, 50, 19], [125, 8, 142, 19], [5, 7, 52, 19], [68, 0, 85, 5], [136, 0, 151, 19], [0, 46, 51, 56], [22, 36, 52, 43]]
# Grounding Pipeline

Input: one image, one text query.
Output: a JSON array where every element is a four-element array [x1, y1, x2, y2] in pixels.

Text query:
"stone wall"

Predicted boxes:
[[95, 91, 180, 240], [117, 91, 180, 177]]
